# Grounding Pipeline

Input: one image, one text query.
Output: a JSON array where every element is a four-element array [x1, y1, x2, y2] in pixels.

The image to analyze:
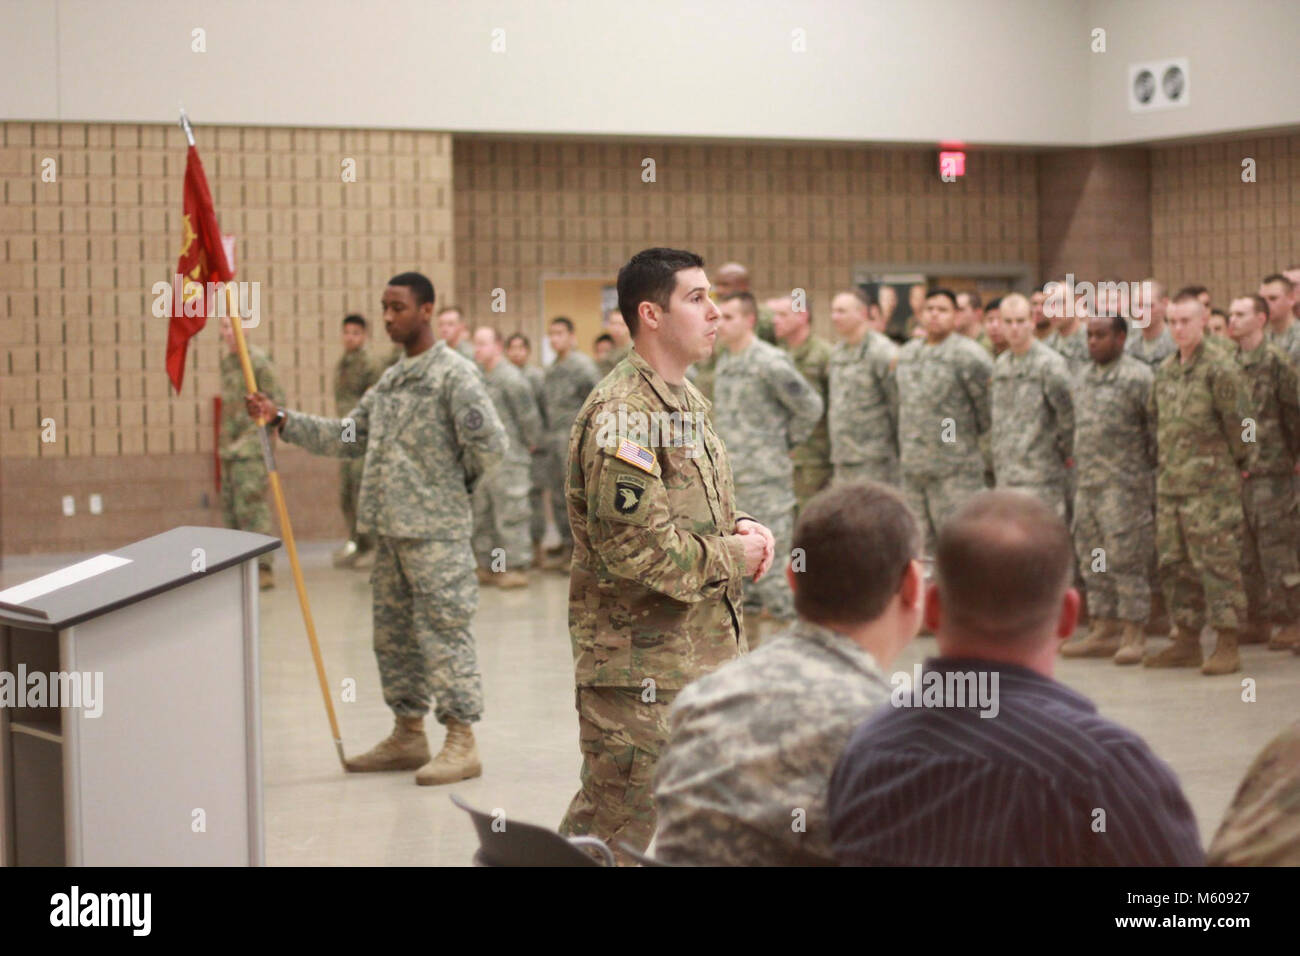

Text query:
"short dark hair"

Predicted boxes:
[[926, 288, 958, 309], [594, 333, 613, 347], [1210, 308, 1227, 320], [342, 313, 367, 330], [1180, 284, 1209, 298], [549, 316, 574, 333], [1261, 273, 1294, 291], [792, 482, 921, 627], [721, 291, 758, 317], [852, 287, 877, 309], [1243, 293, 1269, 316], [958, 290, 982, 310], [387, 272, 435, 307], [616, 247, 706, 337], [1109, 314, 1128, 336], [986, 296, 1003, 311], [505, 332, 531, 351], [935, 490, 1073, 646]]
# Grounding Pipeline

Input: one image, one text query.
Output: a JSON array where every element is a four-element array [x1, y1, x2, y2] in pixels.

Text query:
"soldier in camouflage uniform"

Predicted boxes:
[[827, 291, 900, 486], [506, 332, 549, 566], [218, 315, 283, 589], [471, 327, 544, 588], [687, 262, 775, 401], [1228, 294, 1300, 649], [332, 314, 383, 569], [542, 317, 600, 568], [1261, 274, 1300, 368], [1042, 289, 1090, 379], [1145, 293, 1256, 676], [437, 305, 476, 361], [1126, 279, 1177, 368], [246, 273, 506, 784], [990, 293, 1074, 516], [596, 307, 632, 378], [653, 482, 923, 866], [1060, 315, 1158, 663], [771, 294, 833, 513], [895, 290, 993, 552], [1208, 719, 1300, 865], [714, 292, 823, 638], [560, 248, 772, 864]]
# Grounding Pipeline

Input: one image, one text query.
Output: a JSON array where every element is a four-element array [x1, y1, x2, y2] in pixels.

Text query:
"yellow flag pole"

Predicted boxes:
[[224, 284, 347, 771]]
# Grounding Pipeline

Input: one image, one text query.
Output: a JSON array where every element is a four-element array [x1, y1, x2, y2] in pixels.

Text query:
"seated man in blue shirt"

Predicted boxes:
[[829, 489, 1204, 866], [652, 481, 924, 865]]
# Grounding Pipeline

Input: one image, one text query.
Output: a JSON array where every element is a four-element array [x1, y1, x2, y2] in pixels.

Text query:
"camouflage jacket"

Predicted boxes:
[[895, 332, 992, 478], [652, 618, 891, 866], [481, 358, 544, 465], [220, 345, 284, 460], [566, 348, 752, 689], [1207, 719, 1300, 866], [991, 341, 1074, 486], [1125, 325, 1176, 367], [1072, 354, 1156, 494], [780, 333, 833, 469], [1234, 340, 1300, 476], [1268, 320, 1300, 370], [333, 347, 383, 417], [453, 339, 475, 361], [1150, 340, 1256, 497], [714, 338, 824, 487], [544, 350, 600, 442], [518, 363, 548, 434], [827, 331, 899, 467], [281, 342, 506, 539], [1045, 324, 1089, 378]]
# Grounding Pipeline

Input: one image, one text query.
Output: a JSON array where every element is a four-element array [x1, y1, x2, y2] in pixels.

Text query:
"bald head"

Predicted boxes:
[[713, 262, 751, 297]]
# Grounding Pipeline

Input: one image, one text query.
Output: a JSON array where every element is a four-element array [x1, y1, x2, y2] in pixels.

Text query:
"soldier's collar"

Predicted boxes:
[[628, 347, 697, 412]]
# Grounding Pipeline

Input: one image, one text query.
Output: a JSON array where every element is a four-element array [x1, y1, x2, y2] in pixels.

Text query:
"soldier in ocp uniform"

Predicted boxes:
[[1145, 292, 1256, 676], [246, 272, 507, 784], [332, 314, 383, 569], [713, 292, 823, 642], [559, 248, 773, 864], [471, 327, 543, 588], [1061, 314, 1158, 663], [1228, 294, 1300, 650], [771, 294, 833, 514], [218, 314, 283, 590]]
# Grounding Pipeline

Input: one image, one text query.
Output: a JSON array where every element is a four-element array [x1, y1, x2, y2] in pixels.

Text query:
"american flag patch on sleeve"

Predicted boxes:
[[615, 438, 656, 473]]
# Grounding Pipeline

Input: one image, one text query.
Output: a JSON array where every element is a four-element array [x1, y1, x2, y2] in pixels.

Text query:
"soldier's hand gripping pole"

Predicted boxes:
[[226, 285, 347, 771]]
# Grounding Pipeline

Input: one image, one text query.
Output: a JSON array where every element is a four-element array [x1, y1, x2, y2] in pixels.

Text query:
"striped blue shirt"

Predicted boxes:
[[828, 657, 1204, 866]]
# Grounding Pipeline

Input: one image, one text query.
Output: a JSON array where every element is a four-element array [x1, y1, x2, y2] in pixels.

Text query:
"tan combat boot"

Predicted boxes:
[[1143, 626, 1203, 668], [1201, 629, 1241, 675], [344, 715, 430, 772], [1112, 621, 1145, 665], [496, 570, 529, 589], [416, 719, 482, 786], [1268, 622, 1300, 651], [1061, 618, 1121, 658]]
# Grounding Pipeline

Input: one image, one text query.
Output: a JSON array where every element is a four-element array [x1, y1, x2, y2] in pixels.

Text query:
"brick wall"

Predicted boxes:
[[1, 122, 454, 555]]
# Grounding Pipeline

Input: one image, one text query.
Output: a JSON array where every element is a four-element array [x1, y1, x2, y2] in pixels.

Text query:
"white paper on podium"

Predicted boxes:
[[0, 554, 133, 607]]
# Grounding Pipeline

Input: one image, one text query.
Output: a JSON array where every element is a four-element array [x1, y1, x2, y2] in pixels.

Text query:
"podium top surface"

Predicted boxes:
[[0, 526, 280, 632]]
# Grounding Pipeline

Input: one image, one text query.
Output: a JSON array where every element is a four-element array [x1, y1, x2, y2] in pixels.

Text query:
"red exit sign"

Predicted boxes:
[[939, 151, 966, 179]]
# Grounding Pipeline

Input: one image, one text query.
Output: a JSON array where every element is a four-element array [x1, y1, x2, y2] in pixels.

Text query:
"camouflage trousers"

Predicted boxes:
[[1072, 485, 1153, 622], [1242, 473, 1300, 625], [543, 436, 573, 547], [1156, 493, 1247, 632], [471, 460, 533, 571], [735, 481, 796, 624], [999, 480, 1067, 518], [220, 457, 273, 572], [339, 458, 374, 552], [833, 459, 899, 488], [370, 536, 483, 725], [529, 449, 547, 546], [559, 685, 677, 865], [902, 469, 986, 554], [792, 462, 833, 517]]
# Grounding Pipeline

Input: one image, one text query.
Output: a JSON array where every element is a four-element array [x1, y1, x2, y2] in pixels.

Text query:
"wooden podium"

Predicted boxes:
[[0, 526, 278, 866]]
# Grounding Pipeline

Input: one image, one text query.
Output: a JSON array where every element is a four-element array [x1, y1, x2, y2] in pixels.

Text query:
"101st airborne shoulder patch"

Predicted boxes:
[[597, 468, 651, 526]]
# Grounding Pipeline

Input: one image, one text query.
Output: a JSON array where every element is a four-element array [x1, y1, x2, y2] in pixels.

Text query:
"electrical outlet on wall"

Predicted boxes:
[[89, 494, 103, 515], [62, 495, 76, 516]]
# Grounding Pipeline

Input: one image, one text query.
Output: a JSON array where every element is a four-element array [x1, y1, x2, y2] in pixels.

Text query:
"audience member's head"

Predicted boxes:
[[472, 326, 504, 367], [984, 296, 1007, 352], [921, 289, 958, 342], [830, 289, 870, 343], [1168, 289, 1207, 351], [712, 262, 751, 297], [999, 292, 1033, 354], [593, 333, 614, 362], [547, 315, 576, 357], [603, 307, 631, 347], [1086, 313, 1128, 364], [790, 482, 924, 664], [504, 331, 531, 366], [1227, 294, 1269, 345], [1029, 289, 1048, 334], [437, 305, 467, 345], [927, 490, 1079, 673], [1134, 277, 1168, 330], [769, 293, 812, 342], [955, 291, 983, 336], [341, 313, 367, 352], [1207, 308, 1228, 337], [1259, 273, 1295, 328]]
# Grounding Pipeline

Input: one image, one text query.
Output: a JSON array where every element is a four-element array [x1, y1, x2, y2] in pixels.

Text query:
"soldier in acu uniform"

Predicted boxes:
[[827, 290, 899, 486], [542, 316, 600, 568], [559, 248, 773, 864], [505, 332, 550, 568], [437, 305, 476, 361], [1145, 292, 1256, 676], [771, 294, 834, 515], [332, 314, 383, 569], [894, 289, 992, 553], [713, 292, 823, 641], [218, 314, 283, 590], [1126, 279, 1177, 368], [471, 327, 544, 588], [246, 272, 507, 784], [596, 307, 632, 377]]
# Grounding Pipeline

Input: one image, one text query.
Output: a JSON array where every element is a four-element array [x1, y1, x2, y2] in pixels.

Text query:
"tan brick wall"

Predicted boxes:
[[453, 139, 1041, 345], [1, 121, 453, 555], [1038, 148, 1152, 284], [1151, 132, 1300, 303]]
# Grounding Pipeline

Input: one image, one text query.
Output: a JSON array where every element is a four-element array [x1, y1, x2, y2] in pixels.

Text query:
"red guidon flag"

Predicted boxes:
[[166, 145, 234, 392]]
